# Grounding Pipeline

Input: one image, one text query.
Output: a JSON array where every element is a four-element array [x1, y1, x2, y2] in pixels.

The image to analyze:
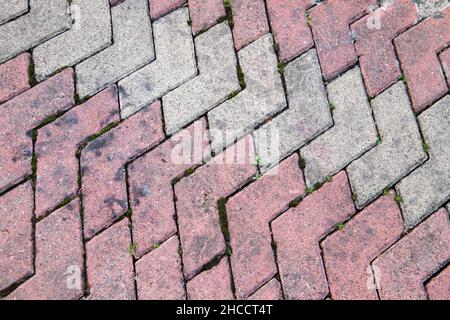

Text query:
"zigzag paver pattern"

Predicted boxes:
[[0, 0, 449, 300]]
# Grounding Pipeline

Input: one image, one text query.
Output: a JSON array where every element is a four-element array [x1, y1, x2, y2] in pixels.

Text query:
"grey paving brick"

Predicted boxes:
[[254, 49, 332, 169], [0, 0, 71, 64], [75, 0, 154, 98], [381, 0, 449, 18], [33, 0, 112, 81], [347, 82, 426, 208], [208, 34, 286, 154], [396, 95, 450, 227], [0, 0, 28, 25], [300, 67, 378, 188], [118, 8, 197, 119], [162, 22, 239, 135]]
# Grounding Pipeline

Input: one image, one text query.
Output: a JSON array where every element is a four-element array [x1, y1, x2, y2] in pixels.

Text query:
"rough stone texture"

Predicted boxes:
[[254, 49, 332, 169], [372, 209, 450, 300], [162, 22, 239, 134], [34, 0, 112, 81], [86, 219, 135, 300], [347, 82, 426, 209], [396, 95, 450, 227], [382, 0, 449, 18], [188, 0, 225, 34], [272, 171, 356, 300], [136, 236, 185, 300], [247, 279, 283, 300], [0, 69, 74, 194], [0, 53, 30, 104], [0, 0, 71, 64], [118, 8, 196, 118], [0, 0, 28, 25], [35, 86, 120, 218], [175, 136, 256, 279], [149, 0, 186, 20], [0, 182, 34, 292], [208, 34, 286, 154], [81, 101, 164, 239], [7, 200, 84, 300], [300, 67, 378, 188], [394, 7, 450, 112], [227, 154, 305, 299], [187, 258, 234, 300], [232, 0, 269, 50], [426, 266, 450, 300], [322, 193, 404, 300], [266, 0, 314, 62], [440, 48, 450, 86], [351, 0, 419, 97], [75, 0, 154, 98]]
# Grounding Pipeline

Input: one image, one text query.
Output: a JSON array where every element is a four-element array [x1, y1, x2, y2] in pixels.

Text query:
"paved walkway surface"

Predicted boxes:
[[0, 0, 449, 300]]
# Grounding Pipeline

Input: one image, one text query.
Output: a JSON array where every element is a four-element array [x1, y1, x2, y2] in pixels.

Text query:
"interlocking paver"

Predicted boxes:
[[0, 53, 30, 104], [0, 0, 28, 25], [426, 266, 450, 300], [247, 278, 283, 300], [440, 48, 450, 86], [149, 0, 186, 20], [372, 209, 450, 300], [382, 0, 449, 18], [188, 0, 226, 34]]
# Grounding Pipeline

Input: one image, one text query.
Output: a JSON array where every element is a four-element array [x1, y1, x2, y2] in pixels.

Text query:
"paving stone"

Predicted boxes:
[[227, 154, 305, 299], [382, 0, 449, 18], [310, 0, 377, 81], [426, 266, 450, 300], [440, 48, 450, 86], [33, 0, 112, 81], [0, 182, 33, 292], [208, 34, 286, 154], [0, 69, 74, 194], [75, 0, 154, 98], [86, 219, 135, 300], [136, 236, 185, 300], [372, 209, 450, 300], [232, 0, 269, 50], [0, 0, 28, 25], [247, 278, 283, 300], [396, 95, 450, 227], [118, 8, 196, 118], [149, 0, 186, 20], [187, 258, 233, 300], [163, 22, 239, 134], [35, 86, 120, 218], [0, 0, 71, 64], [7, 200, 84, 300], [254, 49, 332, 169], [128, 119, 208, 258], [394, 7, 450, 112], [0, 53, 30, 104], [322, 193, 404, 300], [175, 136, 256, 279], [272, 171, 356, 300], [81, 101, 164, 239], [347, 82, 426, 209], [300, 67, 378, 188], [188, 0, 225, 34], [351, 0, 419, 97], [266, 0, 314, 62]]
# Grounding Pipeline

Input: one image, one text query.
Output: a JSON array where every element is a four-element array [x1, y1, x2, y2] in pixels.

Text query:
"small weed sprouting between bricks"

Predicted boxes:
[[336, 222, 345, 231], [394, 194, 403, 204], [129, 243, 137, 256]]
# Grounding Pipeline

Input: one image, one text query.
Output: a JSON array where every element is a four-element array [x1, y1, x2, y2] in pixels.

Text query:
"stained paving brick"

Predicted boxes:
[[81, 101, 164, 239], [136, 236, 185, 300], [395, 7, 450, 112], [248, 278, 283, 300], [272, 171, 355, 300], [227, 154, 305, 299], [187, 258, 233, 300], [86, 219, 135, 300], [351, 0, 419, 97], [35, 86, 120, 219], [0, 53, 30, 104], [175, 136, 256, 280], [0, 182, 33, 292], [0, 69, 74, 193], [426, 266, 450, 300], [149, 0, 186, 20], [7, 200, 84, 300], [372, 209, 450, 300], [188, 0, 225, 34], [322, 193, 404, 300]]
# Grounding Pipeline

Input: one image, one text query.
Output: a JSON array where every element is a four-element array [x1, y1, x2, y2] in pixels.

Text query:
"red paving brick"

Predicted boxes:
[[35, 86, 120, 218], [426, 266, 450, 300], [322, 193, 404, 300], [395, 7, 450, 112], [248, 278, 283, 300], [227, 154, 305, 299], [272, 171, 356, 300], [188, 0, 225, 34], [372, 209, 450, 300], [0, 53, 30, 104], [149, 0, 186, 20], [81, 101, 164, 239], [351, 0, 419, 97], [440, 48, 450, 86]]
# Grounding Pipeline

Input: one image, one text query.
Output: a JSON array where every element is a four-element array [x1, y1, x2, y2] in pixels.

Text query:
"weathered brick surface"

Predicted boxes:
[[149, 0, 186, 20], [247, 278, 283, 300], [426, 266, 450, 300], [372, 209, 450, 300], [188, 0, 225, 34], [0, 53, 30, 104]]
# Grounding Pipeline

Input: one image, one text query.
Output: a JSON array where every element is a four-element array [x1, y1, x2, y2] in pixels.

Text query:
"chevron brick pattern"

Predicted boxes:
[[0, 0, 449, 300]]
